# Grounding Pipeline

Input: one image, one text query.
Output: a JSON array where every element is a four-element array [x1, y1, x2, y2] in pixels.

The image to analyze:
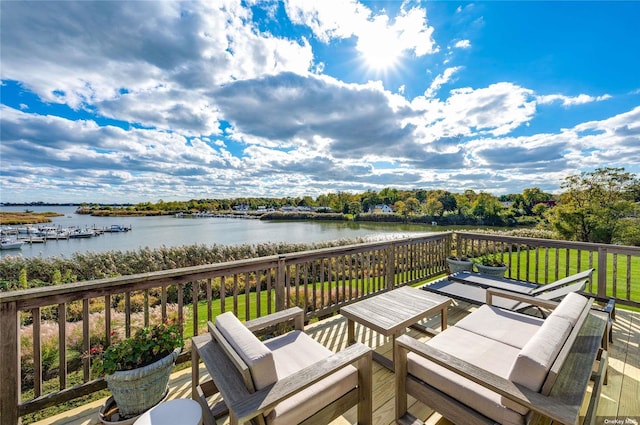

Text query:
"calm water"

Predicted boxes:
[[1, 206, 442, 259]]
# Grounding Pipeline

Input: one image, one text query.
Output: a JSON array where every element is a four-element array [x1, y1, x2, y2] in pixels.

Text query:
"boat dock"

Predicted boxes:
[[0, 224, 132, 248]]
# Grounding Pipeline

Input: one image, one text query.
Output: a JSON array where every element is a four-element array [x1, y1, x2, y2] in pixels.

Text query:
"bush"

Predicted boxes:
[[614, 218, 640, 246]]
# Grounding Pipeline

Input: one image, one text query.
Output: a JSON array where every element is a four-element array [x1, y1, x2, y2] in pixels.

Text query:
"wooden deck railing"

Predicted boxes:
[[2, 231, 638, 425], [456, 232, 640, 308], [0, 234, 450, 425]]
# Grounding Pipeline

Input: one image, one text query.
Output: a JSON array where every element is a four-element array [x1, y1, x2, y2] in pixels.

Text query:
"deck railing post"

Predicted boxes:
[[0, 300, 21, 425], [597, 247, 608, 298], [386, 244, 395, 290], [276, 256, 286, 312]]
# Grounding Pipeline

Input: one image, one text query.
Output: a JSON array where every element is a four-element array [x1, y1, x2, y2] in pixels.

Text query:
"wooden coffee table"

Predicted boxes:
[[340, 286, 451, 370]]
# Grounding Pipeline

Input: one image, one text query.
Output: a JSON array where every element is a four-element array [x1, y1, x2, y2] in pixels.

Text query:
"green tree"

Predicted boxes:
[[438, 191, 457, 214], [424, 196, 443, 217], [615, 218, 640, 246], [454, 190, 476, 215], [347, 201, 363, 215], [379, 187, 400, 205], [393, 200, 407, 220], [360, 190, 381, 212], [522, 188, 552, 215], [547, 167, 637, 243], [471, 192, 503, 225], [405, 197, 422, 215], [531, 203, 549, 217]]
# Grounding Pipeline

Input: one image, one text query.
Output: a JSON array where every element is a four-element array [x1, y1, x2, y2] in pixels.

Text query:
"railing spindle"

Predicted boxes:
[[32, 307, 42, 398], [58, 303, 67, 389]]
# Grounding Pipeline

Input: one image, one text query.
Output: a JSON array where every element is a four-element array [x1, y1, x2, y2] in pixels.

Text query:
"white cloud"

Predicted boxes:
[[424, 66, 462, 98], [412, 82, 537, 138], [537, 93, 612, 107], [0, 0, 313, 133], [284, 0, 437, 57], [454, 39, 471, 49]]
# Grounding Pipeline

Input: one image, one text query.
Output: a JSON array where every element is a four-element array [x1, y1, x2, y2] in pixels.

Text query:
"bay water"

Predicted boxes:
[[1, 206, 441, 259]]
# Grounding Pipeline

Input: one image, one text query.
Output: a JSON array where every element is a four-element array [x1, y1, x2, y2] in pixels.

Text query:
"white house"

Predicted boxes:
[[369, 204, 393, 214]]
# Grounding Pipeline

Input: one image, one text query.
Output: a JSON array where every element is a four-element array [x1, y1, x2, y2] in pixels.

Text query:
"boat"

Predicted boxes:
[[1, 239, 24, 250], [69, 229, 95, 238], [105, 224, 130, 232], [17, 226, 38, 235]]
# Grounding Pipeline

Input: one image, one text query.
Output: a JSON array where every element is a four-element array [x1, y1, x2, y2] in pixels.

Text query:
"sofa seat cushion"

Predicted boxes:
[[455, 305, 544, 349], [408, 327, 526, 425], [214, 312, 277, 391], [264, 331, 358, 425], [548, 292, 588, 326]]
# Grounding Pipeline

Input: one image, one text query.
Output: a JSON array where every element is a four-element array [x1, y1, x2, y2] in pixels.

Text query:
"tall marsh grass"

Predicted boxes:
[[0, 239, 366, 291]]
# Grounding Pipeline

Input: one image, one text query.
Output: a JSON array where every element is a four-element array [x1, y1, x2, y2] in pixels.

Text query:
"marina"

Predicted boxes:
[[0, 224, 132, 247]]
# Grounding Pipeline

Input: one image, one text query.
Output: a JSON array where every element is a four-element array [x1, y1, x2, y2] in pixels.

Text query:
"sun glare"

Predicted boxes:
[[358, 31, 402, 72]]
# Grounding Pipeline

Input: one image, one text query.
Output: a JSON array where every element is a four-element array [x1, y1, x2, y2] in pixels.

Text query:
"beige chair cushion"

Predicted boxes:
[[264, 331, 358, 425], [409, 327, 526, 425], [549, 292, 588, 326], [507, 315, 572, 392], [455, 305, 544, 349], [214, 312, 277, 391]]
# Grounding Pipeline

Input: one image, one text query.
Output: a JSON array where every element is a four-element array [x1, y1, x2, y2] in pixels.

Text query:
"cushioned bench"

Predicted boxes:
[[395, 291, 609, 425], [191, 307, 373, 425]]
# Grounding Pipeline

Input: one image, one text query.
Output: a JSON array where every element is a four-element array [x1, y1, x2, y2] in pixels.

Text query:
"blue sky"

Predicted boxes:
[[1, 1, 639, 204]]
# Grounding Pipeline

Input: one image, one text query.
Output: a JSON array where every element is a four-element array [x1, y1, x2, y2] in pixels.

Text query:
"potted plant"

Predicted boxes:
[[446, 255, 473, 273], [89, 320, 184, 419], [473, 254, 508, 277]]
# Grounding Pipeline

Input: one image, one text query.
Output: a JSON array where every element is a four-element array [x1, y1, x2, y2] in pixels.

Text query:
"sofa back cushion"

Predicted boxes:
[[215, 312, 278, 390], [548, 292, 589, 326], [507, 315, 572, 392]]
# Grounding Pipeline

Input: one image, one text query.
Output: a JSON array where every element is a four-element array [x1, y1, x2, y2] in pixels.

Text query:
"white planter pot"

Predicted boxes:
[[474, 264, 508, 277], [446, 258, 473, 274]]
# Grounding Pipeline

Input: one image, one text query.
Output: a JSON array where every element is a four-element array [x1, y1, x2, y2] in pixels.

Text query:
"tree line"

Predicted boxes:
[[79, 167, 640, 246]]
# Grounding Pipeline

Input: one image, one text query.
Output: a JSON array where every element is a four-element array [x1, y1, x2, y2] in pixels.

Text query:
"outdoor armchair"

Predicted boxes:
[[191, 307, 373, 425]]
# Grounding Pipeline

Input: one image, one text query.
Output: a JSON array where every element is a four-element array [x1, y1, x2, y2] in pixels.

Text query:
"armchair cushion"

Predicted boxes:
[[454, 305, 544, 349], [215, 312, 277, 390], [264, 330, 358, 425]]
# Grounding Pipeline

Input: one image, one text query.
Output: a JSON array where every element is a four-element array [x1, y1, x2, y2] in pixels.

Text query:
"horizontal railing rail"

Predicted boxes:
[[456, 232, 640, 308], [0, 233, 451, 425]]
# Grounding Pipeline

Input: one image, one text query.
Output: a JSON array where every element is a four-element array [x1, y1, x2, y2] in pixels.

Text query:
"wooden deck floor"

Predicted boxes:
[[35, 301, 640, 425]]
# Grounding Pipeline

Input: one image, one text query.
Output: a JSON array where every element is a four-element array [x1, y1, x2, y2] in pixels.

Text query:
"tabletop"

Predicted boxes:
[[340, 286, 451, 336]]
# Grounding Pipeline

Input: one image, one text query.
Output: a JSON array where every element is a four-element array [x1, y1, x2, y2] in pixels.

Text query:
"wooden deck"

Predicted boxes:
[[35, 301, 640, 425]]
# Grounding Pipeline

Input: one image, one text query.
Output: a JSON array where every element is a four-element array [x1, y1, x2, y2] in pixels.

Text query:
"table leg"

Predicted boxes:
[[441, 306, 448, 331], [347, 319, 355, 344]]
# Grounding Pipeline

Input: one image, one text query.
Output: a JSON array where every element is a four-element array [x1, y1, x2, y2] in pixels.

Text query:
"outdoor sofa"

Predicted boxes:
[[395, 290, 609, 425]]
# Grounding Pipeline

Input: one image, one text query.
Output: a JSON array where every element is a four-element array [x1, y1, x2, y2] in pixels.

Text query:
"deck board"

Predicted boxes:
[[34, 303, 638, 425]]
